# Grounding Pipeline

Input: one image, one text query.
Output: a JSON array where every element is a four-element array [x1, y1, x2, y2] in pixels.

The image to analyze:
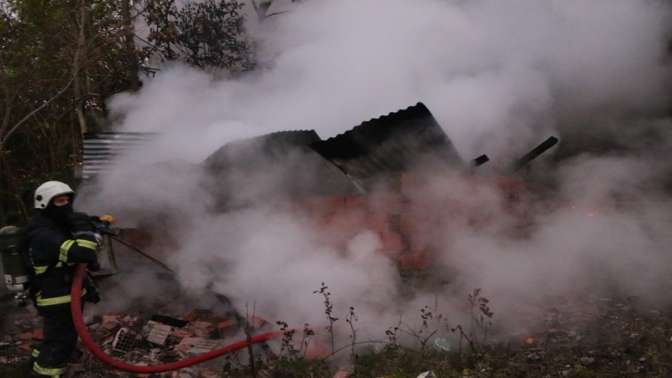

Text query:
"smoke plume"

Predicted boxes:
[[80, 0, 672, 345]]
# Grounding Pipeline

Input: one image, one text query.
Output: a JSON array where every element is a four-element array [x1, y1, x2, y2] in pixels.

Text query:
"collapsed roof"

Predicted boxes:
[[310, 102, 464, 188], [202, 103, 464, 209], [203, 130, 358, 209]]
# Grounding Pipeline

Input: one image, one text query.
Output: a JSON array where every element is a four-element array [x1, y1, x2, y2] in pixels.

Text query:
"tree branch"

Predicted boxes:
[[73, 0, 88, 135], [0, 77, 75, 148], [0, 86, 16, 136]]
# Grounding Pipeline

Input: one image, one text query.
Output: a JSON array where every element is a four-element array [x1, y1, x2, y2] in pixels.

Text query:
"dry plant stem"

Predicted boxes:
[[385, 316, 402, 347], [275, 321, 297, 357], [245, 303, 257, 378], [301, 323, 315, 358], [346, 306, 358, 361], [453, 324, 476, 354], [314, 283, 338, 354]]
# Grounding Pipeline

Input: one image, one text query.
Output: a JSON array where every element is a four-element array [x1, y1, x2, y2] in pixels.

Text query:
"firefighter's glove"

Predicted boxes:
[[84, 274, 101, 304], [68, 212, 103, 244], [98, 214, 115, 224], [88, 261, 101, 272], [68, 212, 96, 233], [90, 217, 114, 235], [84, 285, 101, 304]]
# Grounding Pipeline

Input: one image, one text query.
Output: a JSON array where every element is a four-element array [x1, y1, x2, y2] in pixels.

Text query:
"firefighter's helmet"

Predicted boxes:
[[34, 181, 74, 209]]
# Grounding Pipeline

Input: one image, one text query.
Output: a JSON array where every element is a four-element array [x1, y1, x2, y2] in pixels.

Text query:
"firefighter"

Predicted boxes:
[[26, 180, 101, 377]]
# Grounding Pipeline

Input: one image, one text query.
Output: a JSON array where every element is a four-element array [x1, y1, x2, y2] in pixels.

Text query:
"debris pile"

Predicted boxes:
[[0, 304, 277, 377], [0, 305, 41, 366], [79, 309, 275, 377]]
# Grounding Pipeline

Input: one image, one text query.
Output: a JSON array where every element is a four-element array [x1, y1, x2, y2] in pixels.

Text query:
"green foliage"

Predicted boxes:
[[144, 0, 254, 71], [0, 1, 143, 223], [0, 0, 256, 224]]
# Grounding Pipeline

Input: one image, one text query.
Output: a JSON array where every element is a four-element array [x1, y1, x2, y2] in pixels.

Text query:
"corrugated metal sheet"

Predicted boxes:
[[81, 132, 155, 180], [203, 130, 358, 209], [204, 103, 465, 206], [204, 130, 322, 171], [310, 102, 464, 189]]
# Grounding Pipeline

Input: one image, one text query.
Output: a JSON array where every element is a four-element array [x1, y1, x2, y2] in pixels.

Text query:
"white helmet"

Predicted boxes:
[[34, 181, 74, 209]]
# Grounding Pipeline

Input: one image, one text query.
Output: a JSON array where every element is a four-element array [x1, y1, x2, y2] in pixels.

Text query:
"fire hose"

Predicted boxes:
[[70, 264, 281, 373], [108, 234, 175, 273]]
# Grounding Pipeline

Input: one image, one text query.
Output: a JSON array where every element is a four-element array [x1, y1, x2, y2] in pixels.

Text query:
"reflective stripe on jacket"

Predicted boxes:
[[33, 361, 65, 376], [35, 288, 88, 307], [26, 212, 98, 307]]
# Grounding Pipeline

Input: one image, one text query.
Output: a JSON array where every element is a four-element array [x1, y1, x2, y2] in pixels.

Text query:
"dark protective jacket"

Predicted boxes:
[[25, 212, 98, 308]]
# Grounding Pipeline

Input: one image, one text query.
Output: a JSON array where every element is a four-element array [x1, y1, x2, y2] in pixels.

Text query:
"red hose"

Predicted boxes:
[[70, 264, 281, 373]]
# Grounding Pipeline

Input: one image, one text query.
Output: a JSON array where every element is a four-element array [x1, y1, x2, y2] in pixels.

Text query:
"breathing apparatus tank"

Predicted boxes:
[[0, 225, 30, 304]]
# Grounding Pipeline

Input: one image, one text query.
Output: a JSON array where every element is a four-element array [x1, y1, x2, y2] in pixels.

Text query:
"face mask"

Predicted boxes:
[[44, 202, 74, 224]]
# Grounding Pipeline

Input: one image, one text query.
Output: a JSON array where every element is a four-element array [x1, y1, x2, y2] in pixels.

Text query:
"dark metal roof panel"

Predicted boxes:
[[203, 130, 358, 209], [204, 130, 322, 171], [310, 102, 464, 187]]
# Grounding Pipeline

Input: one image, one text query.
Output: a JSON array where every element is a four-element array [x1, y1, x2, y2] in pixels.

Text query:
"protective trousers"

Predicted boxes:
[[32, 304, 80, 377]]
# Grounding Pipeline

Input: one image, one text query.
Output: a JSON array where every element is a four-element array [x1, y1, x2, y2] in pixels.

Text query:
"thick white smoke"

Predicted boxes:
[[109, 0, 670, 161], [80, 0, 672, 345]]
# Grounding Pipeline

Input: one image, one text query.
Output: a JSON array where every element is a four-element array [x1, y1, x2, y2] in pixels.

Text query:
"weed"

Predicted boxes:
[[276, 320, 298, 357], [468, 288, 494, 347], [244, 303, 258, 378], [300, 323, 315, 358], [384, 321, 400, 349], [451, 288, 494, 362], [314, 282, 338, 353], [399, 305, 440, 356], [345, 306, 358, 361]]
